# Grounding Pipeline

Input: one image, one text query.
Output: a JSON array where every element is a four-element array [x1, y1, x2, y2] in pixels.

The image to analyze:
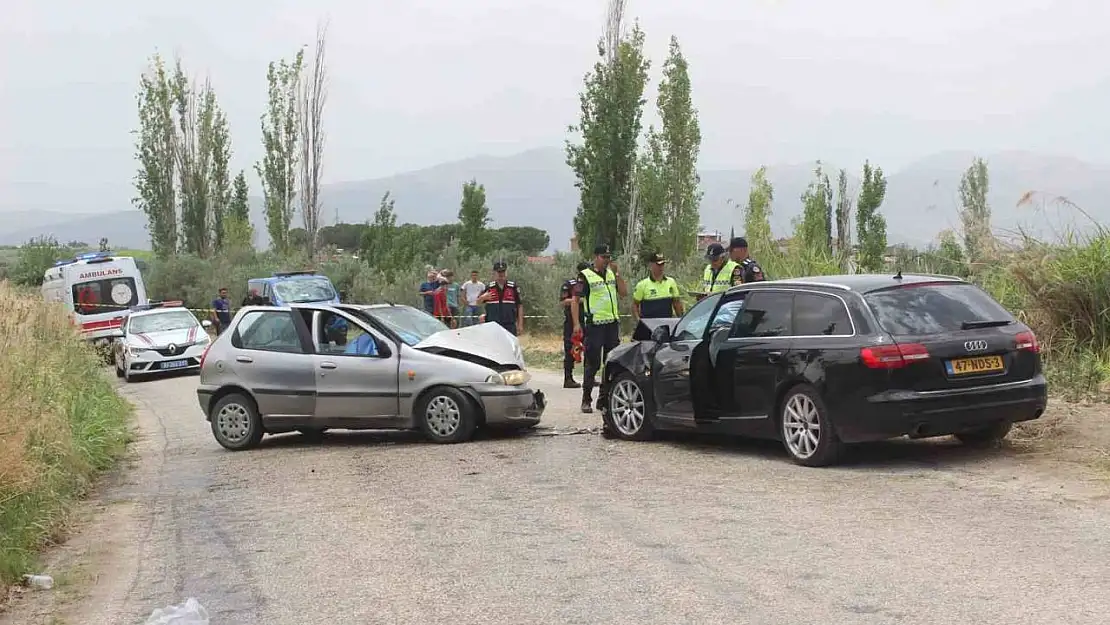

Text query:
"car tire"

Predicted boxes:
[[298, 427, 328, 441], [955, 422, 1012, 447], [778, 384, 843, 467], [604, 371, 655, 441], [210, 393, 264, 451], [416, 387, 477, 444], [114, 355, 124, 378]]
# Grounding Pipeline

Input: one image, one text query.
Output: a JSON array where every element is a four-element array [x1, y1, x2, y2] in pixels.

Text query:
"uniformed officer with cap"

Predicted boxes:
[[478, 260, 524, 335], [559, 261, 591, 389], [728, 236, 766, 284], [571, 244, 627, 414], [698, 242, 739, 301], [632, 252, 684, 319]]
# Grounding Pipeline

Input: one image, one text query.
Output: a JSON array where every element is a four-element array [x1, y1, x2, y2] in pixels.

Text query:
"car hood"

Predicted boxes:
[[414, 323, 526, 369], [128, 326, 203, 348]]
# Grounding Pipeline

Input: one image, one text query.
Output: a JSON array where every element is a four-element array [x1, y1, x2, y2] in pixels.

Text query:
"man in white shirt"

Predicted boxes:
[[460, 269, 486, 327]]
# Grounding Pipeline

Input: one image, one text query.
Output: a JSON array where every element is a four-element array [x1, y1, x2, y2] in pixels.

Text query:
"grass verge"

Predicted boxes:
[[0, 281, 132, 586]]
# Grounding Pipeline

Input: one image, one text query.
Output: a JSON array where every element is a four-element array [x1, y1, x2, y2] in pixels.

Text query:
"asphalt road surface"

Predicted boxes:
[[10, 369, 1110, 625]]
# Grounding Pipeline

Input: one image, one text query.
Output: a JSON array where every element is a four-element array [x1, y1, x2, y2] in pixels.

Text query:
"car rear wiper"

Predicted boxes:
[[961, 320, 1013, 330]]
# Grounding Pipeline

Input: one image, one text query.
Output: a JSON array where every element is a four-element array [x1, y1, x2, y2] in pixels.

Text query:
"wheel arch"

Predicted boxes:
[[412, 384, 486, 427], [771, 378, 847, 438], [207, 385, 259, 422]]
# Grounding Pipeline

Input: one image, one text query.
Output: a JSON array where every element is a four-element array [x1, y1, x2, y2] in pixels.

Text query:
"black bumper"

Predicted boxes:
[[836, 375, 1048, 443]]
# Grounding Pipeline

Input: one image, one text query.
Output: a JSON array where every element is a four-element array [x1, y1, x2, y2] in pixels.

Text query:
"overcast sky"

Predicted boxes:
[[2, 0, 1109, 214]]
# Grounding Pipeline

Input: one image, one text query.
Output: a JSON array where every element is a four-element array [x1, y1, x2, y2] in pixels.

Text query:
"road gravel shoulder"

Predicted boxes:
[[2, 368, 1108, 625]]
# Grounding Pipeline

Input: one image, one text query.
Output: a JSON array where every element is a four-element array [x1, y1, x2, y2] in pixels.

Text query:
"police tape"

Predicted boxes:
[[69, 301, 641, 320]]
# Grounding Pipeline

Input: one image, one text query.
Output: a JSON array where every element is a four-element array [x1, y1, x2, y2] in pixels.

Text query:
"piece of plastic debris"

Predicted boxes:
[[22, 574, 53, 590], [143, 598, 209, 625]]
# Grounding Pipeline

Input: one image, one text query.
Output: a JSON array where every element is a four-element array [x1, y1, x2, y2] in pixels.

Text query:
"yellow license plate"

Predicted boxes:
[[946, 355, 1004, 375]]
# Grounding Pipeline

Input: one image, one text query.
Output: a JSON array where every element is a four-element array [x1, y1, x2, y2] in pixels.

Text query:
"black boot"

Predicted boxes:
[[563, 376, 581, 389], [580, 391, 593, 413]]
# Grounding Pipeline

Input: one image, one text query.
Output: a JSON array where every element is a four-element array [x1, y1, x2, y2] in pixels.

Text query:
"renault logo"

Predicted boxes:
[[964, 340, 988, 352], [167, 343, 178, 354]]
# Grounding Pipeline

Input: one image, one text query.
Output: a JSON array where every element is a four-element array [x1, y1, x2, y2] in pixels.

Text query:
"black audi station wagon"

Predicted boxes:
[[600, 273, 1048, 467]]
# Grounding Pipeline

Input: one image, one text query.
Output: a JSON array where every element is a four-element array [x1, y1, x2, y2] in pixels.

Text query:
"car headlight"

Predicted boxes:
[[487, 370, 530, 386], [195, 334, 210, 345], [127, 346, 145, 357]]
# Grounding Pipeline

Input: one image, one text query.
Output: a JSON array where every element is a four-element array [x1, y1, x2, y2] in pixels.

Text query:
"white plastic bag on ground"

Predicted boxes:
[[143, 598, 209, 625]]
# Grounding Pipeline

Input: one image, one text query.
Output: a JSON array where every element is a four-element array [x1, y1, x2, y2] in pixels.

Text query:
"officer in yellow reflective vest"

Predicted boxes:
[[697, 242, 740, 301], [570, 244, 628, 416]]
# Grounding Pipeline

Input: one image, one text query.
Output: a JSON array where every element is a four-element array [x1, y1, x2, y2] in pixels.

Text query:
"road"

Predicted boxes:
[[6, 369, 1110, 625]]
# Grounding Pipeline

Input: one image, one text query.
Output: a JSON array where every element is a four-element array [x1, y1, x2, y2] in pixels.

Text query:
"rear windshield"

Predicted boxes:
[[272, 277, 336, 303], [72, 277, 139, 315], [863, 282, 1014, 336]]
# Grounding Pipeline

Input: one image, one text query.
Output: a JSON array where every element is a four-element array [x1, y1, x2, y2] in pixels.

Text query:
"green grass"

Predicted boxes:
[[0, 281, 133, 585]]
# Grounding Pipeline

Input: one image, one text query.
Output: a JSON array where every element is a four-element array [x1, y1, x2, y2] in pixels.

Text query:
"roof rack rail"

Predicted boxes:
[[771, 279, 852, 291]]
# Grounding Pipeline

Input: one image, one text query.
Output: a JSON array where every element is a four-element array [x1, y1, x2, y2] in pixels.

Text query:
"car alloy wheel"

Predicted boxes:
[[610, 378, 646, 437], [778, 385, 843, 467], [425, 395, 462, 438], [603, 372, 655, 441], [782, 393, 821, 459]]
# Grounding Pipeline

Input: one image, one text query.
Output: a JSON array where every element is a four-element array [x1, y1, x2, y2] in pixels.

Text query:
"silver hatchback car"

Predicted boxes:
[[196, 302, 546, 450]]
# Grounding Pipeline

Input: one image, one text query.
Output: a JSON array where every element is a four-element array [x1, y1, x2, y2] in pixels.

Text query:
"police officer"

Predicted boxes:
[[728, 236, 766, 284], [560, 261, 591, 389], [698, 242, 739, 301], [633, 252, 684, 319], [571, 244, 627, 414], [478, 260, 525, 335]]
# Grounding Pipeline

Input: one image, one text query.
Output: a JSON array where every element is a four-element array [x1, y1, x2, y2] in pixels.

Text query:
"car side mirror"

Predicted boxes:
[[201, 319, 212, 328], [651, 325, 671, 343]]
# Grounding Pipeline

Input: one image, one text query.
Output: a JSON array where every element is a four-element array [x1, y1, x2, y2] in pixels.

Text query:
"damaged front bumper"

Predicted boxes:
[[476, 387, 546, 426]]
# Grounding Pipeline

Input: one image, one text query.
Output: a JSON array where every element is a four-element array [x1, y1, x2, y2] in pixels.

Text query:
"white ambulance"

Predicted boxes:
[[41, 252, 149, 346]]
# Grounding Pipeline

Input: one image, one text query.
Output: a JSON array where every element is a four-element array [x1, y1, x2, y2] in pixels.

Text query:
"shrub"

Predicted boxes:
[[0, 281, 132, 584]]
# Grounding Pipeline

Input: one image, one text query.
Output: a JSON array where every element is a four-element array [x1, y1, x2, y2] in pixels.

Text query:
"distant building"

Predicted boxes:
[[696, 229, 722, 251]]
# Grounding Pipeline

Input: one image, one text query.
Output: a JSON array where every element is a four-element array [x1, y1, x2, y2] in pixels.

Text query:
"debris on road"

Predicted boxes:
[[529, 426, 601, 437], [21, 574, 53, 590], [143, 598, 209, 624]]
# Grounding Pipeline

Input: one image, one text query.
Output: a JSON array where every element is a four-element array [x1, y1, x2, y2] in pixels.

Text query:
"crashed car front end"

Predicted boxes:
[[411, 321, 546, 426]]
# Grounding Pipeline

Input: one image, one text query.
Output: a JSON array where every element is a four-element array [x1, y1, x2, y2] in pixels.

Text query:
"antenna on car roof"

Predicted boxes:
[[894, 269, 903, 280]]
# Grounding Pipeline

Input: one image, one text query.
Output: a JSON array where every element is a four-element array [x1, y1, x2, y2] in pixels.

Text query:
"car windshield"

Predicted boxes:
[[130, 310, 198, 334], [272, 277, 336, 303], [365, 306, 448, 346], [864, 282, 1015, 336]]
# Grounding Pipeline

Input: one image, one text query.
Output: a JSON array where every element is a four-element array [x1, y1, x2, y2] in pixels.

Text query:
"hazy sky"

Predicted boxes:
[[2, 0, 1109, 214]]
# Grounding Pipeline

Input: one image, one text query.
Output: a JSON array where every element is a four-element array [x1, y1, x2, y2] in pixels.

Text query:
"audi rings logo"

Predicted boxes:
[[963, 340, 988, 353], [167, 344, 178, 355]]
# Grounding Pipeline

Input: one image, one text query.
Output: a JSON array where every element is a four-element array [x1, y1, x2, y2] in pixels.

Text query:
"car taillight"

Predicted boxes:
[[199, 344, 212, 369], [860, 343, 930, 369], [1015, 330, 1040, 353]]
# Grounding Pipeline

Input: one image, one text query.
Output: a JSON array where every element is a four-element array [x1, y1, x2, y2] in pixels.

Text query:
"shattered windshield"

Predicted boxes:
[[366, 306, 447, 346], [130, 310, 199, 334], [272, 277, 336, 303]]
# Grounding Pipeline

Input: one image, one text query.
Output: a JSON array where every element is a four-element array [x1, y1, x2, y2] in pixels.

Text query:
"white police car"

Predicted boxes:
[[112, 302, 212, 382]]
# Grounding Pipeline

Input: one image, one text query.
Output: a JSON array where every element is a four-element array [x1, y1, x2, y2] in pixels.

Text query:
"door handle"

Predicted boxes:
[[320, 361, 337, 370], [767, 351, 783, 363], [682, 356, 689, 362], [235, 355, 253, 363]]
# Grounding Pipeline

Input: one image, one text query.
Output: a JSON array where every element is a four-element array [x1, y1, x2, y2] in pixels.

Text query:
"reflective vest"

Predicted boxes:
[[702, 260, 738, 294], [581, 268, 619, 324]]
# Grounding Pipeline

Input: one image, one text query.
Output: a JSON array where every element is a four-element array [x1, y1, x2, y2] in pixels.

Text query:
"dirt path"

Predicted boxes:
[[4, 370, 1109, 625]]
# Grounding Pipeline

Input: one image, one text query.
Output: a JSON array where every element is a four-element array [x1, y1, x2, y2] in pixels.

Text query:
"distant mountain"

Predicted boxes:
[[4, 147, 1107, 252]]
